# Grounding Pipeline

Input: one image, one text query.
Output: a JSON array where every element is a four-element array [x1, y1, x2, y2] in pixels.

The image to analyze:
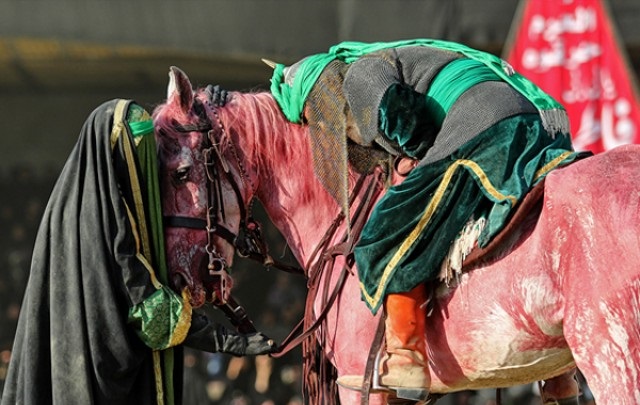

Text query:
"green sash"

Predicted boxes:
[[112, 101, 192, 405]]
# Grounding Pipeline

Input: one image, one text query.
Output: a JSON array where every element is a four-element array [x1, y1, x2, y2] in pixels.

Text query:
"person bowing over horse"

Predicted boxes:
[[268, 39, 588, 402], [0, 99, 275, 405]]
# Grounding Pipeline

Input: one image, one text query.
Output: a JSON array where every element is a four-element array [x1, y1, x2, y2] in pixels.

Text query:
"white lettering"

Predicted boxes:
[[528, 6, 597, 42]]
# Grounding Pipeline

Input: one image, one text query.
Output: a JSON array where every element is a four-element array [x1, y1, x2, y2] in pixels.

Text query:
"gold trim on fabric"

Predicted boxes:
[[135, 253, 162, 290], [113, 101, 162, 289], [121, 126, 153, 261], [110, 99, 153, 262], [110, 100, 128, 151], [168, 289, 193, 347], [456, 159, 518, 206], [360, 159, 517, 309], [533, 151, 573, 181], [153, 350, 165, 405], [123, 202, 162, 289]]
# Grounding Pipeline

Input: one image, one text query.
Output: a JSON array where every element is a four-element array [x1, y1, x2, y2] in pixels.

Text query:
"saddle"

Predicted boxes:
[[392, 156, 547, 281], [461, 178, 545, 270]]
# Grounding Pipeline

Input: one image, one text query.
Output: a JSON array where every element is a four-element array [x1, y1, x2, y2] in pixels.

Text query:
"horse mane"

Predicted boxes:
[[217, 91, 305, 171], [214, 91, 339, 209], [216, 94, 337, 404]]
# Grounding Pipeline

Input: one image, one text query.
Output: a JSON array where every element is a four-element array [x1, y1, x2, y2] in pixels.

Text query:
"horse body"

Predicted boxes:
[[154, 68, 640, 404]]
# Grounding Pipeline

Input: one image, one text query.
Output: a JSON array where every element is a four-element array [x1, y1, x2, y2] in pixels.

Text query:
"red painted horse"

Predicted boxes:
[[153, 66, 640, 404]]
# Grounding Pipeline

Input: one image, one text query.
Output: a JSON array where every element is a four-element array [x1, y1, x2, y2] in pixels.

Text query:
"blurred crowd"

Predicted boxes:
[[0, 165, 55, 391], [0, 163, 597, 405]]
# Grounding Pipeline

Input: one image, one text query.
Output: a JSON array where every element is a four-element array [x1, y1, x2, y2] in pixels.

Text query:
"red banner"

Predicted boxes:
[[504, 0, 640, 154]]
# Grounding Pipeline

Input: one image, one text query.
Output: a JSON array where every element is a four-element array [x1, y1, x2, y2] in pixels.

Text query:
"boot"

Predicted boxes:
[[337, 283, 431, 401]]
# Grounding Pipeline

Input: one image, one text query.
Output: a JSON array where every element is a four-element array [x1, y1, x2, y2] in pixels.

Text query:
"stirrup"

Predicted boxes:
[[392, 388, 430, 402], [335, 343, 430, 401], [334, 350, 390, 394], [372, 348, 430, 402]]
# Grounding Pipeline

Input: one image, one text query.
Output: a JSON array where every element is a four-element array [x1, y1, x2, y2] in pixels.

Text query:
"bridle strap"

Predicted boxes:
[[166, 98, 303, 280], [165, 110, 304, 274], [163, 216, 206, 229], [164, 98, 304, 336], [163, 215, 238, 247]]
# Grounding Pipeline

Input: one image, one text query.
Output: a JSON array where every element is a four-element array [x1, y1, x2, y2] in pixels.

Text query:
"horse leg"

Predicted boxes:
[[562, 278, 640, 404], [540, 369, 580, 404], [538, 151, 640, 404]]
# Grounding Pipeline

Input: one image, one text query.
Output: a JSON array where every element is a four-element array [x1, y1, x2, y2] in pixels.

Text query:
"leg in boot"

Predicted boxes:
[[378, 283, 431, 401], [337, 283, 431, 402]]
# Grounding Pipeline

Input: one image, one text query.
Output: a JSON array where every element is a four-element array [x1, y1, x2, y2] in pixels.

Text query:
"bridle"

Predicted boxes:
[[159, 90, 387, 376], [162, 94, 301, 318], [162, 97, 247, 303]]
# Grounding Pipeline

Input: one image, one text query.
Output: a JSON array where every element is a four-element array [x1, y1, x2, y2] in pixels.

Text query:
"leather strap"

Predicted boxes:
[[462, 179, 545, 269], [360, 314, 386, 405], [273, 170, 386, 358]]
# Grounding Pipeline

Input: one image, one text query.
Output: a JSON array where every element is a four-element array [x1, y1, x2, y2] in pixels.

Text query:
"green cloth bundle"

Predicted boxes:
[[270, 39, 569, 136]]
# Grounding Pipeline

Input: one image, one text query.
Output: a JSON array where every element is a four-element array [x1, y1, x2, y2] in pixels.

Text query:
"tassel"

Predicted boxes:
[[540, 108, 570, 138]]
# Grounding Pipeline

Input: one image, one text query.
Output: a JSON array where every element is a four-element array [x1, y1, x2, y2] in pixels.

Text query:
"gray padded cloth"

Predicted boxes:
[[421, 80, 538, 165], [342, 46, 540, 167], [343, 46, 462, 150]]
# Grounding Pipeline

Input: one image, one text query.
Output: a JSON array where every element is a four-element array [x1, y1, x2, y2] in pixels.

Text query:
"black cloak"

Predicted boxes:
[[1, 100, 189, 405]]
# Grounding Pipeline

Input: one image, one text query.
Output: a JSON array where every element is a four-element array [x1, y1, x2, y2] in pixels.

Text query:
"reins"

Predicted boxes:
[[272, 168, 386, 357], [166, 94, 387, 361], [161, 92, 566, 404]]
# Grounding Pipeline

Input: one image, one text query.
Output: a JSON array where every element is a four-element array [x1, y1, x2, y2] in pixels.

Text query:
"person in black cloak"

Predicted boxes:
[[0, 99, 275, 405]]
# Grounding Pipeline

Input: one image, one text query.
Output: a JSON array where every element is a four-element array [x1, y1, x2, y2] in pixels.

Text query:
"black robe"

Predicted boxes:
[[1, 100, 186, 405]]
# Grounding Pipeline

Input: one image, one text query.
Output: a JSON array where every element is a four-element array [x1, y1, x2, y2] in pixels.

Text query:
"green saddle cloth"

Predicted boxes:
[[354, 114, 582, 314]]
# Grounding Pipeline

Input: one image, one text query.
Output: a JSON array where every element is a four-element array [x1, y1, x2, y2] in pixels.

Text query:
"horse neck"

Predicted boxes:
[[221, 92, 342, 267]]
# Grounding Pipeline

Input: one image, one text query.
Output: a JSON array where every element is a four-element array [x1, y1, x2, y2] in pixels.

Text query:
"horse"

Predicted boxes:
[[153, 66, 640, 405]]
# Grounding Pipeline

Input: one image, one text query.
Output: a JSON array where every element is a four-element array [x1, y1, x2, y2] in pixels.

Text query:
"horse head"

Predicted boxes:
[[153, 67, 251, 308]]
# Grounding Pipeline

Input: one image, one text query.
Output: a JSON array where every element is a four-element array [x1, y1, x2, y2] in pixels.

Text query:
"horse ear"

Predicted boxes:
[[167, 66, 194, 114]]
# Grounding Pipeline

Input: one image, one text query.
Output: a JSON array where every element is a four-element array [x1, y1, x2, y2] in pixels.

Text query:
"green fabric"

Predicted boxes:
[[270, 39, 565, 124], [424, 58, 501, 127], [378, 83, 434, 158], [270, 54, 336, 123], [128, 286, 187, 350], [129, 119, 154, 138], [378, 58, 503, 157], [126, 106, 183, 405], [133, 122, 169, 285], [354, 114, 582, 314]]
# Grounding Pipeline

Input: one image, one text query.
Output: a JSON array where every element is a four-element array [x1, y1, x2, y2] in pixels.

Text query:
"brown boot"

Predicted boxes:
[[337, 284, 431, 401]]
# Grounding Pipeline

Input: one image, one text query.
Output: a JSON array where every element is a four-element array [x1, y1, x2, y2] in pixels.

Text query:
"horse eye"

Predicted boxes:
[[174, 167, 191, 183]]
